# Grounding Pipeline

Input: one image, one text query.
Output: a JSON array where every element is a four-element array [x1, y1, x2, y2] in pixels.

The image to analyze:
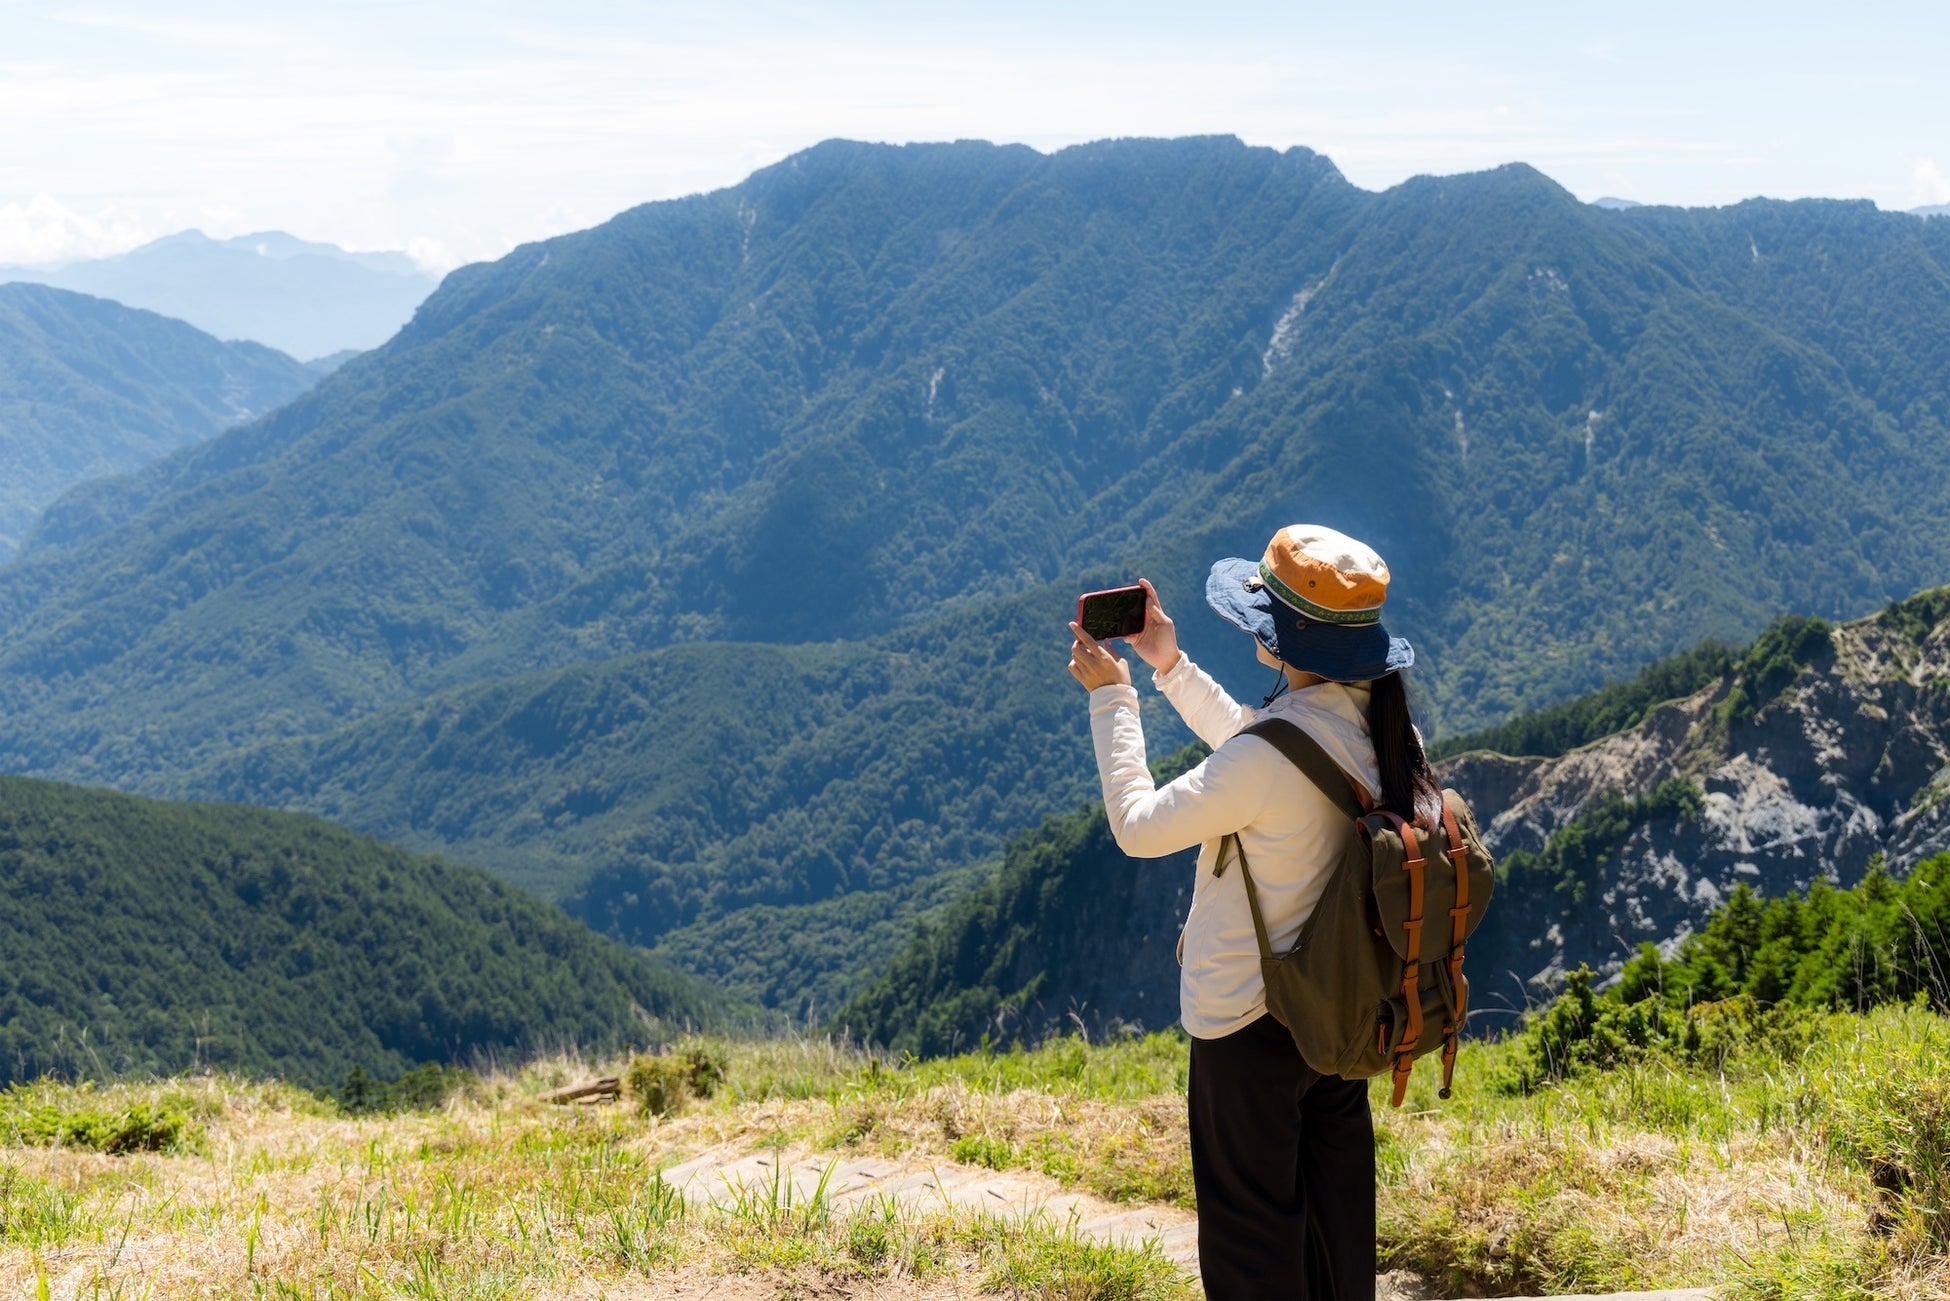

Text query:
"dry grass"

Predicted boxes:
[[0, 1061, 1192, 1300], [1373, 1005, 1950, 1300], [6, 1011, 1950, 1299]]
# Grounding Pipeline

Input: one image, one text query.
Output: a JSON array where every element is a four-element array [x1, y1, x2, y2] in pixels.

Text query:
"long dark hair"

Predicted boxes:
[[1369, 672, 1442, 828]]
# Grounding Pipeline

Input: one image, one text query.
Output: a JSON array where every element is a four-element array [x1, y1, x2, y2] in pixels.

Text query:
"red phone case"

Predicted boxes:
[[1077, 585, 1147, 640]]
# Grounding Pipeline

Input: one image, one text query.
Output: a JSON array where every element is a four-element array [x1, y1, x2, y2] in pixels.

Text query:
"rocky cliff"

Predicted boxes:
[[1449, 587, 1950, 1009]]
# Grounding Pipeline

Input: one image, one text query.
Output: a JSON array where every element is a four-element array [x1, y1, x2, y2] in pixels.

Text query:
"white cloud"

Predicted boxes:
[[5, 2, 1950, 259], [1911, 159, 1950, 207], [403, 236, 461, 274], [0, 194, 161, 266]]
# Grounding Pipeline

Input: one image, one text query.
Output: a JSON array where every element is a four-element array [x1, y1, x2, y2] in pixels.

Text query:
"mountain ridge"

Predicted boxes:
[[0, 282, 318, 564], [1452, 588, 1950, 997], [5, 136, 1950, 1011]]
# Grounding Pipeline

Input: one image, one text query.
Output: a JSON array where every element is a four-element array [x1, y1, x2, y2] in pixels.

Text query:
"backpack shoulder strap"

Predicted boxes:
[[1237, 718, 1372, 823]]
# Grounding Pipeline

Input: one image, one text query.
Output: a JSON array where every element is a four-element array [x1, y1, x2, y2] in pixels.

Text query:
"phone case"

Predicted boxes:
[[1077, 585, 1147, 640]]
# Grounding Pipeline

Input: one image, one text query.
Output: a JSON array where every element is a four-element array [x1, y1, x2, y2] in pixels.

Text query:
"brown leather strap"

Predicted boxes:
[[1378, 811, 1428, 1108], [1441, 799, 1471, 1023], [1399, 963, 1422, 1058], [1442, 800, 1469, 884], [1439, 1026, 1458, 1099], [1374, 812, 1425, 958]]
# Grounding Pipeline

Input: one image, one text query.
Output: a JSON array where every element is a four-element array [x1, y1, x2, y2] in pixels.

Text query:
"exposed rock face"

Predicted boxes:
[[1446, 592, 1950, 1007]]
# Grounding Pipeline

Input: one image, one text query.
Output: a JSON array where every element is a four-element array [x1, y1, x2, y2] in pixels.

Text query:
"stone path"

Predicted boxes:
[[655, 1146, 1716, 1300]]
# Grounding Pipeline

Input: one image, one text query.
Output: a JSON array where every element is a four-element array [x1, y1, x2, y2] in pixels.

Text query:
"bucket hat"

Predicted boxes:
[[1205, 524, 1414, 682]]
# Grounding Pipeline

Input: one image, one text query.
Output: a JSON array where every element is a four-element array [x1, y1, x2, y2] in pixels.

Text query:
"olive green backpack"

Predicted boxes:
[[1217, 718, 1496, 1107]]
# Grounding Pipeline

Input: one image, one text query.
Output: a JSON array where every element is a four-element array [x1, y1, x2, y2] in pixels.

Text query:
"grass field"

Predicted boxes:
[[3, 1005, 1947, 1299]]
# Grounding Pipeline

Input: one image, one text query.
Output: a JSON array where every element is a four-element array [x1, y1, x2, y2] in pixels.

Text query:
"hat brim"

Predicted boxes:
[[1205, 557, 1414, 682]]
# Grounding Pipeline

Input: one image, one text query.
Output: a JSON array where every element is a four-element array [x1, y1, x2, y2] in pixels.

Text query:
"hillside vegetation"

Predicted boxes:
[[842, 588, 1950, 1049], [837, 744, 1204, 1055], [7, 138, 1950, 1016], [0, 776, 725, 1090], [0, 282, 315, 561]]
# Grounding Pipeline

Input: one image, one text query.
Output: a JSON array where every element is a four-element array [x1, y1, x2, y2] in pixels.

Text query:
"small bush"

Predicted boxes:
[[675, 1040, 726, 1099], [626, 1054, 692, 1117], [950, 1134, 1018, 1169], [625, 1043, 728, 1117], [0, 1091, 193, 1154]]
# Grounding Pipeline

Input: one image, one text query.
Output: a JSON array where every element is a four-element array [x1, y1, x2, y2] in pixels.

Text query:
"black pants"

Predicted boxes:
[[1188, 1014, 1376, 1300]]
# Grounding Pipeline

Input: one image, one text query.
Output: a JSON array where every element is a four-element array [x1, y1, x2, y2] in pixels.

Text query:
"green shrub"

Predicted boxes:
[[0, 1089, 193, 1154], [627, 1055, 688, 1117], [1502, 854, 1950, 1094], [949, 1134, 1019, 1169], [624, 1042, 728, 1117], [676, 1041, 727, 1100]]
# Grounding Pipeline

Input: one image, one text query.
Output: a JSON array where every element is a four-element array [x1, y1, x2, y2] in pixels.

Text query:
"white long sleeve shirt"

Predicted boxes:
[[1087, 654, 1381, 1039]]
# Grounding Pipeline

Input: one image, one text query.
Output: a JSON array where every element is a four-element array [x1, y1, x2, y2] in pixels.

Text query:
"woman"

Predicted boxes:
[[1066, 524, 1438, 1301]]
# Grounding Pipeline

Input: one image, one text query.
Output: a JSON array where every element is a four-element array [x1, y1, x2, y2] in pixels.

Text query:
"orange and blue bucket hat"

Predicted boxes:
[[1204, 524, 1414, 683]]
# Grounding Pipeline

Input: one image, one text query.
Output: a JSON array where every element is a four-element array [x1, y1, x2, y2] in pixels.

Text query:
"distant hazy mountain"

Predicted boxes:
[[1590, 196, 1643, 210], [0, 773, 726, 1087], [0, 282, 317, 562], [1916, 204, 1950, 219], [4, 138, 1950, 1014], [2, 229, 439, 359]]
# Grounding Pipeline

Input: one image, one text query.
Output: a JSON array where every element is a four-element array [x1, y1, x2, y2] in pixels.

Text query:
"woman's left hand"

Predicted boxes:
[[1068, 622, 1132, 692]]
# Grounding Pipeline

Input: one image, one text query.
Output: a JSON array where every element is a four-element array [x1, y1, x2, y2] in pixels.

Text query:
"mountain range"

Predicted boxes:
[[0, 282, 319, 563], [2, 229, 439, 359], [840, 587, 1950, 1052], [4, 136, 1950, 1014]]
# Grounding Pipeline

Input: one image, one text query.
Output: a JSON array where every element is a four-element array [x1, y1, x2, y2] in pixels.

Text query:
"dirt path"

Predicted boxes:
[[656, 1145, 1715, 1300], [659, 1145, 1199, 1270]]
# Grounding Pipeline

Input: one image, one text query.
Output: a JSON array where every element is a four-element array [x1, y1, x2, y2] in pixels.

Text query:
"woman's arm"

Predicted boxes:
[[1124, 578, 1253, 747], [1087, 682, 1270, 857], [1152, 654, 1254, 749]]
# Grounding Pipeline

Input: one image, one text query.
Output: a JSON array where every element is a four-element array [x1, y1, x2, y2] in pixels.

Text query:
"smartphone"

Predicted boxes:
[[1077, 585, 1148, 641]]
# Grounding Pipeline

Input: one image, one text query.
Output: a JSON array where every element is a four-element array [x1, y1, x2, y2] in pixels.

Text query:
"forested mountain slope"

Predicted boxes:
[[178, 588, 1103, 1012], [0, 776, 725, 1088], [0, 283, 316, 562], [839, 587, 1950, 1051], [5, 137, 1950, 1012]]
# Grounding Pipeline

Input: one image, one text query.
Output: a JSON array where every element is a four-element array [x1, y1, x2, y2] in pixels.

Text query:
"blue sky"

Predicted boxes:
[[2, 0, 1945, 269]]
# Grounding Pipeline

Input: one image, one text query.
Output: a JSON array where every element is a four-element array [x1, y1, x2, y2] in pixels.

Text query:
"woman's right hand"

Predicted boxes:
[[1129, 578, 1182, 674]]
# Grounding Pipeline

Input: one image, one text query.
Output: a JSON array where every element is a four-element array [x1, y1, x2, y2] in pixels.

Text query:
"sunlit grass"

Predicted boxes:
[[3, 1009, 1947, 1297]]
